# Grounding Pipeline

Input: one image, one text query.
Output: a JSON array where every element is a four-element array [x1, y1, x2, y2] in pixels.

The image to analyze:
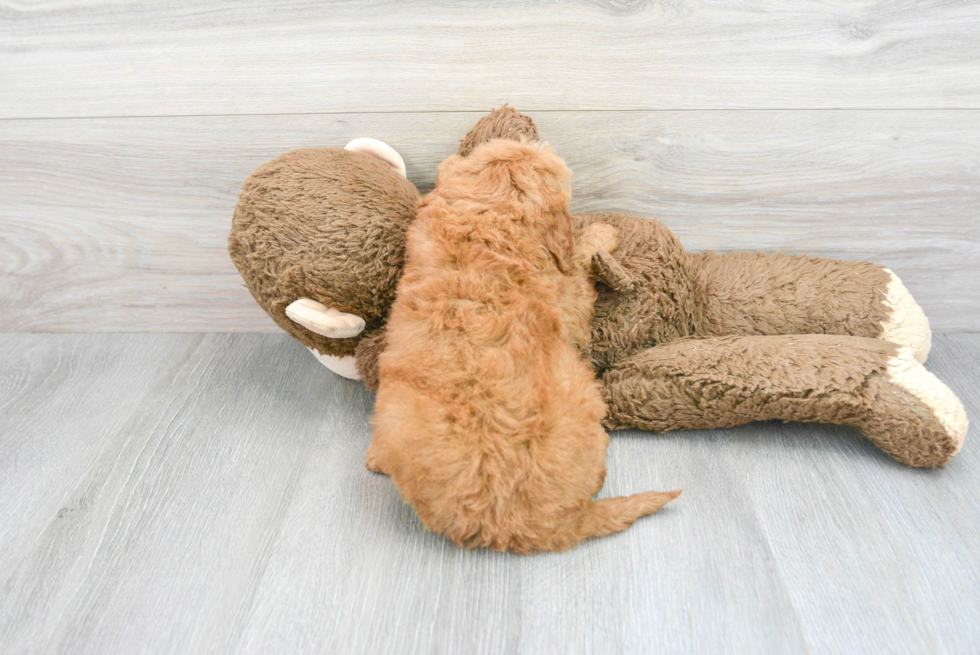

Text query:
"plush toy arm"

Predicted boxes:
[[690, 252, 931, 363], [575, 223, 634, 292], [592, 250, 635, 293], [601, 334, 967, 468]]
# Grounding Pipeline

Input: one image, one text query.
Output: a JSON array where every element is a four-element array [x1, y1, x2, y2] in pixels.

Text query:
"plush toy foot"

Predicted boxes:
[[601, 335, 967, 468], [879, 268, 932, 363], [861, 347, 967, 466]]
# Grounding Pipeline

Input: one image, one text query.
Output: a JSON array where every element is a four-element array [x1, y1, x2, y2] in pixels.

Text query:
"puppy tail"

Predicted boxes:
[[571, 489, 681, 543]]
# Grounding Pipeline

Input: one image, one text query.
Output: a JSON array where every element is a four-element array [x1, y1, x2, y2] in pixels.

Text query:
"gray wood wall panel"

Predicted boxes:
[[0, 333, 976, 653], [3, 1, 980, 118], [2, 110, 977, 332]]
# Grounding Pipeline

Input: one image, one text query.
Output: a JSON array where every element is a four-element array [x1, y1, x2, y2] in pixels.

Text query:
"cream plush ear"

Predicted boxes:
[[285, 298, 365, 339], [344, 138, 407, 178]]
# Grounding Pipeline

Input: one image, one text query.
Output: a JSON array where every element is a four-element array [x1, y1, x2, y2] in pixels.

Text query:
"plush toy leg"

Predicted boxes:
[[601, 335, 967, 468], [690, 253, 932, 362]]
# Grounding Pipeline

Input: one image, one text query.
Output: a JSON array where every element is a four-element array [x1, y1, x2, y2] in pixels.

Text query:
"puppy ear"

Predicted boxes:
[[436, 154, 463, 187], [544, 216, 575, 275]]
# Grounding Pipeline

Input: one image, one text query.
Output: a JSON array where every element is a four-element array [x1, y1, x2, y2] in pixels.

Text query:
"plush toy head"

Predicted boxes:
[[230, 108, 542, 378], [229, 140, 419, 374]]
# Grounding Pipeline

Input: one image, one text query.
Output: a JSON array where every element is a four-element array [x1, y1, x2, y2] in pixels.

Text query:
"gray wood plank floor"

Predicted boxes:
[[1, 332, 976, 654]]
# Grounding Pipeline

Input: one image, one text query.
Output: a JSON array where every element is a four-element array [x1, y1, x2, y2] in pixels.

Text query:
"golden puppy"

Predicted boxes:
[[368, 139, 680, 553]]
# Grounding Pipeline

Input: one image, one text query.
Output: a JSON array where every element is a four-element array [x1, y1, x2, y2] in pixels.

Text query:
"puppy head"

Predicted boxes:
[[437, 139, 570, 206], [456, 105, 540, 157], [436, 140, 575, 271]]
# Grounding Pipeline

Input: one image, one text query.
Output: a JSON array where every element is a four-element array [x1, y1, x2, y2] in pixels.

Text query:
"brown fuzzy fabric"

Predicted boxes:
[[575, 212, 705, 373], [575, 215, 896, 374], [369, 140, 678, 553], [457, 105, 540, 156], [691, 252, 890, 339], [229, 148, 419, 357], [591, 249, 636, 293], [601, 334, 958, 468]]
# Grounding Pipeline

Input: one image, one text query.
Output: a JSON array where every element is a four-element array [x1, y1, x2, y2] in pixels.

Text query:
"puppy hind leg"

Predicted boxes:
[[559, 223, 621, 348]]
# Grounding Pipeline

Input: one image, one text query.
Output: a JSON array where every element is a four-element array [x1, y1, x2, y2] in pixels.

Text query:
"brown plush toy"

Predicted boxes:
[[230, 138, 418, 379], [230, 107, 968, 469]]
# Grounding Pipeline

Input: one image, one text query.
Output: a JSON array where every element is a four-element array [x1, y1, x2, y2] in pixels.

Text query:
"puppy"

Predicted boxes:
[[368, 139, 680, 553]]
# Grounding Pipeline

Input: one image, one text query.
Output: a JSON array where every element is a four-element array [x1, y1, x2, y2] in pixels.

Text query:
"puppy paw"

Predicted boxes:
[[879, 268, 932, 363], [365, 445, 387, 474], [575, 223, 619, 258]]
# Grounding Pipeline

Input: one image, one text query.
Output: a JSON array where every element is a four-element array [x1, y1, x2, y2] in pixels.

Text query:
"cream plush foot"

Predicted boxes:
[[885, 347, 968, 457], [879, 268, 932, 363]]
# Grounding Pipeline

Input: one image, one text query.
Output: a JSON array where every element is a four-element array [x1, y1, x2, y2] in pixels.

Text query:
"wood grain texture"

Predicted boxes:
[[0, 333, 976, 654], [3, 0, 980, 118], [0, 334, 192, 589], [735, 333, 980, 655], [0, 334, 332, 654], [2, 110, 977, 332]]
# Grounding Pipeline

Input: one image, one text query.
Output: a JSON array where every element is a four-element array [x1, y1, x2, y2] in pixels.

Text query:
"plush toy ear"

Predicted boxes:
[[344, 138, 407, 178], [285, 298, 366, 338]]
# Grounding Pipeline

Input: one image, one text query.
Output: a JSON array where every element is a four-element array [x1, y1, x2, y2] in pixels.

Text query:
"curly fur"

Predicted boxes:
[[368, 139, 679, 553], [457, 104, 540, 157]]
